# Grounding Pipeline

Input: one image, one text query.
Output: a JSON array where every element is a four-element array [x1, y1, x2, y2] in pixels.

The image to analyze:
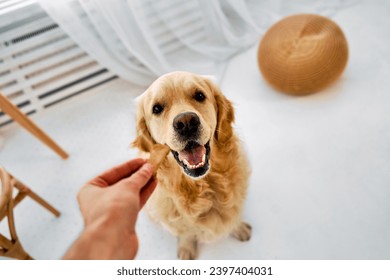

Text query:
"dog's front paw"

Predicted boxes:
[[231, 222, 252, 242], [177, 236, 198, 260], [177, 247, 197, 260]]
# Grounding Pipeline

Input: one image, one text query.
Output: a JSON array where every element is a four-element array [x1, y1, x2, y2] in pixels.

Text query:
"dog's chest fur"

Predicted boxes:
[[146, 137, 249, 241]]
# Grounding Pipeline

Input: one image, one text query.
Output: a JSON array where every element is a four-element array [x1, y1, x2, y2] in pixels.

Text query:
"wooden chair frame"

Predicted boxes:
[[0, 93, 68, 159], [0, 166, 60, 260]]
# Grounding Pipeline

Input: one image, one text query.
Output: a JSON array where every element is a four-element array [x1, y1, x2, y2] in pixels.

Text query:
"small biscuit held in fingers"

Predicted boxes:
[[148, 144, 170, 176]]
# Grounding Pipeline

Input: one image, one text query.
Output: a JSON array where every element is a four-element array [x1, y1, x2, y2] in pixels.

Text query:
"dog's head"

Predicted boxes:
[[132, 71, 234, 178]]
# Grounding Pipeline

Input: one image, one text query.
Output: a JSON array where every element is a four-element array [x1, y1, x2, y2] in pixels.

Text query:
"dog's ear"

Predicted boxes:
[[215, 92, 235, 144], [131, 95, 155, 152], [203, 77, 235, 144]]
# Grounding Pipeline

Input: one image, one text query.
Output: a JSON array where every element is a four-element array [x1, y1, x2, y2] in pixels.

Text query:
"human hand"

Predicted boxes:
[[63, 158, 157, 260], [80, 158, 156, 227]]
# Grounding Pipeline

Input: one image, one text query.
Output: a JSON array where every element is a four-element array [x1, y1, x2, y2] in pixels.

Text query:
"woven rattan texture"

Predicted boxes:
[[258, 14, 348, 95]]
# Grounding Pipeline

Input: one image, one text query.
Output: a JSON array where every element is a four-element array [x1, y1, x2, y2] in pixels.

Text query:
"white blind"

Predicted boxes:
[[0, 1, 117, 127]]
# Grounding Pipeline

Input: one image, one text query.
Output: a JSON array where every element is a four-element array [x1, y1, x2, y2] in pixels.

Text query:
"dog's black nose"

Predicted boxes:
[[173, 112, 200, 137]]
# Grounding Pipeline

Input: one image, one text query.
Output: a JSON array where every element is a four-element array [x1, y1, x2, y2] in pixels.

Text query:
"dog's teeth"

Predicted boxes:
[[182, 158, 190, 167], [193, 161, 204, 169], [180, 156, 206, 170]]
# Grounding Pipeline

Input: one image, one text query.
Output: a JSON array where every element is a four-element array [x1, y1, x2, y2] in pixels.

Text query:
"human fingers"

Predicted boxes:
[[139, 177, 158, 208], [120, 163, 154, 192], [88, 158, 146, 187]]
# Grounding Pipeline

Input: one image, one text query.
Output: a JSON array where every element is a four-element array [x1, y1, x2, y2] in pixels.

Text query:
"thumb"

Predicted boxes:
[[120, 163, 154, 191]]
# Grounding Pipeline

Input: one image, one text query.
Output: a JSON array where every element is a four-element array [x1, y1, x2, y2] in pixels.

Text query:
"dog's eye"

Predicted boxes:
[[194, 91, 206, 102], [152, 104, 164, 115]]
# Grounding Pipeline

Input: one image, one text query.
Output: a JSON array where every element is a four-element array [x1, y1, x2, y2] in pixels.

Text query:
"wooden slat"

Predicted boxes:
[[32, 63, 102, 96], [0, 16, 54, 42], [0, 28, 64, 58], [27, 55, 93, 85], [41, 71, 115, 106], [1, 62, 101, 95], [0, 47, 85, 86], [19, 46, 84, 76], [0, 73, 15, 86], [0, 37, 75, 73], [0, 72, 115, 120]]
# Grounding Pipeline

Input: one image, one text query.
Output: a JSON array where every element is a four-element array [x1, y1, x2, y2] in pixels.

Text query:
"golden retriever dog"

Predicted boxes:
[[132, 71, 251, 259]]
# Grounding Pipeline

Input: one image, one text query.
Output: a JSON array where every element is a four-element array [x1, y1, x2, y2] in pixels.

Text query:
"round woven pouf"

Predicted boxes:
[[258, 14, 348, 95]]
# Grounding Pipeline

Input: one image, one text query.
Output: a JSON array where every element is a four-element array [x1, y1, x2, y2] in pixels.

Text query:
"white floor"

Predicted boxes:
[[1, 0, 390, 260]]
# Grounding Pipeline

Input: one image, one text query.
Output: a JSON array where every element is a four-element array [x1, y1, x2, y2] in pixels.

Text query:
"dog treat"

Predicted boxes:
[[148, 144, 170, 175]]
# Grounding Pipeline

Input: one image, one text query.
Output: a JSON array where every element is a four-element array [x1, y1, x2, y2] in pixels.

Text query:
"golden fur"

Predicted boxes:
[[132, 71, 251, 259]]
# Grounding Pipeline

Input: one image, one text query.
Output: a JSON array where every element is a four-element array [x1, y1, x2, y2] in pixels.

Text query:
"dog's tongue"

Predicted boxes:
[[178, 144, 206, 166]]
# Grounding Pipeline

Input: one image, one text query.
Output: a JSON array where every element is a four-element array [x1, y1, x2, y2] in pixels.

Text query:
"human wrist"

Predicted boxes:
[[88, 210, 137, 257], [64, 215, 135, 260], [86, 214, 133, 247]]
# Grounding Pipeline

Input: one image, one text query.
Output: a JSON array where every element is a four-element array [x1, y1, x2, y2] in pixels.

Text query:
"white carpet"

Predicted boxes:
[[1, 0, 390, 259]]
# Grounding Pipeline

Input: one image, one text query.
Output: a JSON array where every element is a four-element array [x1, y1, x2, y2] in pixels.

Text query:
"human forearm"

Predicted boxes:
[[64, 161, 155, 260], [63, 216, 137, 260]]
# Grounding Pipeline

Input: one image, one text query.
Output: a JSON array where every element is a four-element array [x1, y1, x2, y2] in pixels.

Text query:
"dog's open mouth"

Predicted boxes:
[[171, 141, 210, 178]]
